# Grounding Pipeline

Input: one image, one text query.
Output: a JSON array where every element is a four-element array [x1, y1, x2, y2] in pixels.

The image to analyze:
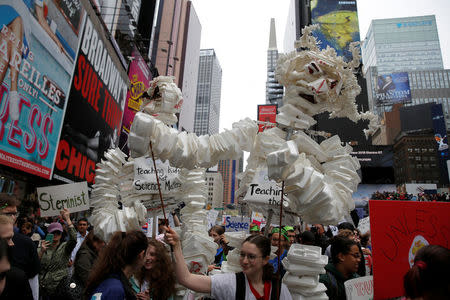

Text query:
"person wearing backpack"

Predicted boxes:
[[319, 236, 360, 300], [164, 226, 292, 300]]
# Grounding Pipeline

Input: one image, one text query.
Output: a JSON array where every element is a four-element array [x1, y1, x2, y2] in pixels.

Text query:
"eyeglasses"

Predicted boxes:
[[349, 252, 361, 259], [239, 252, 263, 261]]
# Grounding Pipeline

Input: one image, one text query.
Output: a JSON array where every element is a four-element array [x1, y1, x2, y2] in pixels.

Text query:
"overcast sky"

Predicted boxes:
[[190, 0, 450, 132]]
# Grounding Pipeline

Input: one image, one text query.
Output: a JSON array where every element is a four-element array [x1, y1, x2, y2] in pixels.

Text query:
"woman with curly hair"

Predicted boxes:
[[131, 238, 176, 300], [85, 230, 148, 299]]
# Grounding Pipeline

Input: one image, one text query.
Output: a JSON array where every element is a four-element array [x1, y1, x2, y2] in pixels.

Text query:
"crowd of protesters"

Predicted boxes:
[[371, 190, 450, 202], [1, 191, 449, 300]]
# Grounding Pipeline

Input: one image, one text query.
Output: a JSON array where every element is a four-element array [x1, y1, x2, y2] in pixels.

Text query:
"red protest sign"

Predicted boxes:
[[369, 200, 450, 299]]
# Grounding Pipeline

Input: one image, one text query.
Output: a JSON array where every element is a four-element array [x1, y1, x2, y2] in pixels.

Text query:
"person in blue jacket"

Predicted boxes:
[[85, 230, 148, 300]]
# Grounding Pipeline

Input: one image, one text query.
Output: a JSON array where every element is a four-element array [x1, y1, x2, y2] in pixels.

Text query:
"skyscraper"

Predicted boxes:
[[193, 49, 222, 135], [266, 18, 284, 105], [361, 15, 444, 75], [218, 156, 244, 205]]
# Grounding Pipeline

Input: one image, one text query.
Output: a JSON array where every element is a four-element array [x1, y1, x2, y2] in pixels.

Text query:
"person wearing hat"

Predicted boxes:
[[268, 227, 290, 277], [249, 223, 260, 236], [39, 209, 77, 299], [283, 226, 296, 246]]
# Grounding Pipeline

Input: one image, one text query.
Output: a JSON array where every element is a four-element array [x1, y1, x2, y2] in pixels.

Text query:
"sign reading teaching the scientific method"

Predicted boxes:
[[134, 157, 181, 193], [37, 182, 89, 217]]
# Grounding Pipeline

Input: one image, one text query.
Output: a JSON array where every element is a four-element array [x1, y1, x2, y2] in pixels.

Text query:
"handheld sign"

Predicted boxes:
[[225, 216, 250, 232], [37, 182, 89, 217], [344, 276, 373, 300], [134, 157, 181, 194], [358, 217, 370, 235]]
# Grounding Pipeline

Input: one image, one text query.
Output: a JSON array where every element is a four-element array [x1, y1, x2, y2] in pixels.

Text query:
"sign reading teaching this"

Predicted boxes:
[[369, 200, 450, 299], [344, 276, 374, 300], [37, 181, 89, 217], [244, 168, 288, 207], [134, 157, 181, 193], [225, 216, 250, 232]]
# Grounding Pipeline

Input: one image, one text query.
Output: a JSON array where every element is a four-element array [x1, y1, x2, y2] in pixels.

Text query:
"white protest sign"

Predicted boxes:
[[244, 168, 289, 208], [207, 210, 220, 229], [37, 182, 89, 217], [344, 276, 373, 300], [224, 216, 250, 232], [358, 217, 370, 235], [146, 217, 153, 237], [134, 157, 181, 194], [329, 225, 339, 236]]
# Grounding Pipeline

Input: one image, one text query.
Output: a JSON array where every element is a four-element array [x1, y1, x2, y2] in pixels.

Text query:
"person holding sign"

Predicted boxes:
[[164, 226, 293, 300], [38, 208, 76, 299], [319, 236, 360, 300]]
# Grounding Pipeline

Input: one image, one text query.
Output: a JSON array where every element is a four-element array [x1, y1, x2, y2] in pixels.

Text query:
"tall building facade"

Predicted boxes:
[[266, 19, 284, 105], [218, 156, 244, 205], [193, 49, 222, 135], [362, 15, 444, 75], [205, 172, 224, 209]]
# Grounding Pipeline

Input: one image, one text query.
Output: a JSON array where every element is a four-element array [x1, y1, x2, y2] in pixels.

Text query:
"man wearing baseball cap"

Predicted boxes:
[[249, 223, 260, 236]]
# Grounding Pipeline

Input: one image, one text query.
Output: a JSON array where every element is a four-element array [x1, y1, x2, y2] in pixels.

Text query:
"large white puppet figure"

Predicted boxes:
[[126, 25, 378, 225]]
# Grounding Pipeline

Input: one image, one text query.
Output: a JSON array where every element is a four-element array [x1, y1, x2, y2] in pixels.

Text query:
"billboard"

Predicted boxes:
[[431, 104, 449, 184], [119, 47, 151, 155], [369, 200, 450, 299], [54, 14, 128, 184], [0, 0, 84, 179], [257, 104, 277, 132], [311, 0, 360, 61], [375, 72, 411, 105]]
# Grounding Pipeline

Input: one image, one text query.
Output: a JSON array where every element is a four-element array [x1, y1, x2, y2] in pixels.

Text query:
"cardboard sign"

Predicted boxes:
[[358, 217, 370, 235], [344, 276, 373, 300], [224, 216, 250, 232], [369, 200, 450, 299], [134, 157, 181, 194], [207, 210, 220, 230], [244, 168, 288, 208], [37, 182, 89, 217]]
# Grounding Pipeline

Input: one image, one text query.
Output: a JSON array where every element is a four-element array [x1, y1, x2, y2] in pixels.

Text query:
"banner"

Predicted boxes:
[[344, 276, 373, 300], [54, 14, 128, 184], [224, 216, 250, 232], [37, 181, 89, 217], [119, 47, 151, 155], [369, 200, 450, 299], [0, 0, 85, 179], [375, 72, 411, 105], [133, 157, 181, 194], [257, 104, 277, 132], [311, 0, 360, 61]]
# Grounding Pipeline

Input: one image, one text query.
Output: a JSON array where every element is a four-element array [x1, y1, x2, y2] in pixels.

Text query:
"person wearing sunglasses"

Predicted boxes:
[[0, 237, 33, 299], [319, 236, 361, 300], [38, 209, 76, 299], [164, 226, 292, 300]]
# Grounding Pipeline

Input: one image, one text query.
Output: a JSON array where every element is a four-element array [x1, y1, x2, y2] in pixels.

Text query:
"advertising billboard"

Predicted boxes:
[[54, 14, 128, 184], [431, 103, 449, 184], [375, 72, 411, 105], [0, 0, 84, 179], [311, 0, 360, 61], [257, 104, 277, 132], [119, 47, 151, 155]]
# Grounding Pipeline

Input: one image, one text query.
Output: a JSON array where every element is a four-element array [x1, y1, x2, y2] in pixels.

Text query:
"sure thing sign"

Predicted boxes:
[[37, 182, 89, 217]]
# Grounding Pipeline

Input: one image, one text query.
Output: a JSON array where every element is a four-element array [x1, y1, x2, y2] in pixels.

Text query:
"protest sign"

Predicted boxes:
[[224, 216, 250, 232], [37, 181, 89, 217], [369, 200, 450, 299], [344, 276, 373, 300], [207, 210, 220, 230], [243, 168, 288, 208], [134, 157, 181, 194], [251, 211, 266, 227], [358, 217, 370, 235]]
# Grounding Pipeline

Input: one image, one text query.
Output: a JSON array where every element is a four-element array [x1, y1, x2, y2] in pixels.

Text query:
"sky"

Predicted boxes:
[[190, 0, 450, 132]]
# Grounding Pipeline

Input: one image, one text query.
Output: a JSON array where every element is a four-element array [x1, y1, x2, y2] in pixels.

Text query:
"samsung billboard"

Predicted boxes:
[[311, 0, 360, 61]]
